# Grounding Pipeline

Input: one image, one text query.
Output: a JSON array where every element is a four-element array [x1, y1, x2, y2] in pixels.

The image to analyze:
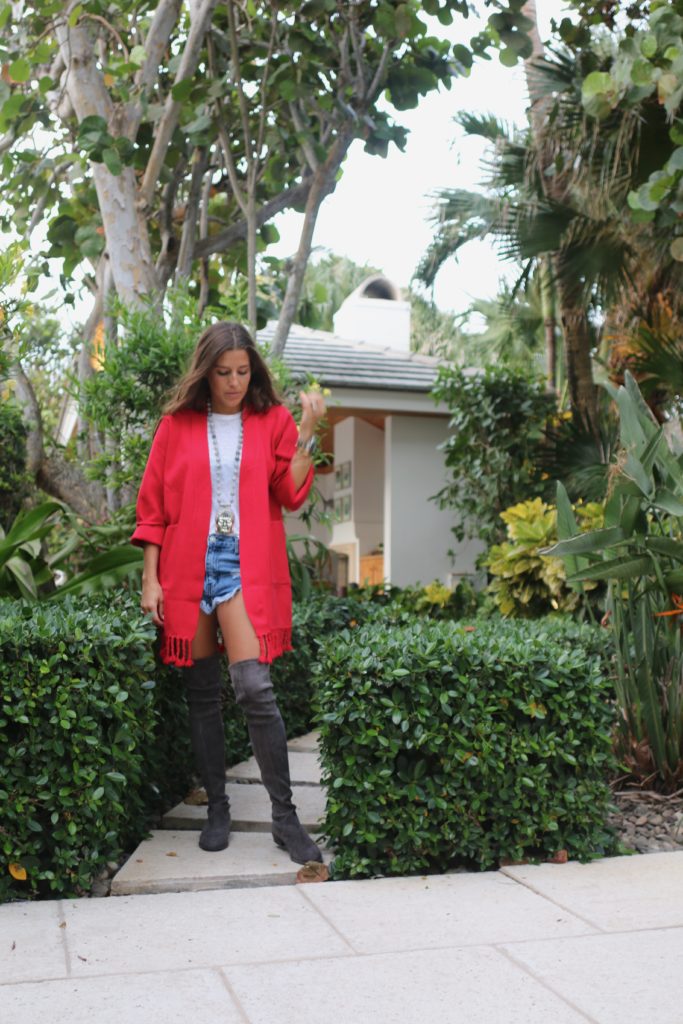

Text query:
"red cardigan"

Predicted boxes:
[[131, 403, 314, 668]]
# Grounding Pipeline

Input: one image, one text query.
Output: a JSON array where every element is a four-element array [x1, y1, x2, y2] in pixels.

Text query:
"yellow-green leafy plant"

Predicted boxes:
[[486, 498, 603, 617]]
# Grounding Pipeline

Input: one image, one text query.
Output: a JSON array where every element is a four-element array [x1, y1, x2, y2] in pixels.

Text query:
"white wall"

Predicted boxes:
[[352, 418, 384, 560], [333, 297, 411, 353], [384, 415, 483, 587], [328, 418, 359, 579]]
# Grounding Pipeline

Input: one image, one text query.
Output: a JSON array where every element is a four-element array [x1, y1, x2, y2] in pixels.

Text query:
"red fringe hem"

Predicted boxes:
[[160, 634, 194, 668], [160, 628, 291, 668], [258, 628, 292, 664]]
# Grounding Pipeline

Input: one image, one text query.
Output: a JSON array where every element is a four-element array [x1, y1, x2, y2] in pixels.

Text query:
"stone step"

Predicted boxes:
[[227, 750, 321, 786], [111, 830, 331, 896], [287, 730, 320, 753], [162, 783, 326, 832]]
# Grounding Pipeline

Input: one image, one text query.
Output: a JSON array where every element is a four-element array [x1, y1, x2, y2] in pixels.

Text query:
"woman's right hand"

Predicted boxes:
[[141, 578, 164, 626]]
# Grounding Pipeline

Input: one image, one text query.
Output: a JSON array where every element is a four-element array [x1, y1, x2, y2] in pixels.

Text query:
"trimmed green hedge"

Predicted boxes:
[[315, 617, 618, 878], [0, 596, 195, 901]]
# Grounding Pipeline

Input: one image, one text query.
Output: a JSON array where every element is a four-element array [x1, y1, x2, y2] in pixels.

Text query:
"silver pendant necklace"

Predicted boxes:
[[207, 400, 243, 534]]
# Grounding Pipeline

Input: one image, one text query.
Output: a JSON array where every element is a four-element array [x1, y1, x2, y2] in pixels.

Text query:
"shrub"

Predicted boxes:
[[274, 589, 386, 736], [0, 594, 200, 901], [485, 498, 604, 617], [0, 398, 28, 531], [431, 364, 555, 546], [315, 617, 618, 879]]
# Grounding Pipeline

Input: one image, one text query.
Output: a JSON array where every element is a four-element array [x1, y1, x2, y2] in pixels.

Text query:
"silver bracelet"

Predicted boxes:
[[296, 433, 317, 456]]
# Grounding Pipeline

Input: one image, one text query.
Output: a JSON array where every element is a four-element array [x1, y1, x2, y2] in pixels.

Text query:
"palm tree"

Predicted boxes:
[[416, 43, 682, 434]]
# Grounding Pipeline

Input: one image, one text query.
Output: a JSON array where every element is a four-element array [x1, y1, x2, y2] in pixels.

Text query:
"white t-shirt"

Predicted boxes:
[[207, 412, 242, 537]]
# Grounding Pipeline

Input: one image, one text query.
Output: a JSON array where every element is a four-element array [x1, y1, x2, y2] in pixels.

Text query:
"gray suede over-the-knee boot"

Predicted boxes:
[[183, 654, 231, 852], [229, 658, 322, 865]]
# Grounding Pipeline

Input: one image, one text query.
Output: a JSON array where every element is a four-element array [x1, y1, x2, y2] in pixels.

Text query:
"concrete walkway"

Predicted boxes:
[[3, 850, 683, 1023]]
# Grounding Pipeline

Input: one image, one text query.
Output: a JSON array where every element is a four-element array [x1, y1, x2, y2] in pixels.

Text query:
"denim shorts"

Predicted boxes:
[[199, 533, 242, 615]]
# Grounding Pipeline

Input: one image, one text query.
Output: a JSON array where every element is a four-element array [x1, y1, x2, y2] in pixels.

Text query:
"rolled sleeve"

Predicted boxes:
[[269, 407, 314, 511], [130, 416, 171, 548]]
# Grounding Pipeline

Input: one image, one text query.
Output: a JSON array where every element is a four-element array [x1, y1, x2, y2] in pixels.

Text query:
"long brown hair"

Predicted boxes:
[[163, 321, 281, 415]]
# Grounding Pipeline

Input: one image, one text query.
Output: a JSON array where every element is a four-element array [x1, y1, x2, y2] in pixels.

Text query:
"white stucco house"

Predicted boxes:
[[260, 275, 483, 590]]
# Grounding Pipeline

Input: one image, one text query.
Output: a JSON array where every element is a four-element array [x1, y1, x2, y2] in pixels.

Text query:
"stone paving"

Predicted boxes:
[[4, 730, 683, 1021], [111, 732, 328, 895], [3, 852, 683, 1023]]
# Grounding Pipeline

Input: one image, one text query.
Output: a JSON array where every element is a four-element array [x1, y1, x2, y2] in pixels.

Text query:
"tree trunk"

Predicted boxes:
[[538, 256, 557, 392], [270, 131, 354, 356], [558, 281, 599, 430], [246, 192, 258, 334], [54, 17, 158, 307], [522, 2, 559, 394], [12, 362, 106, 522]]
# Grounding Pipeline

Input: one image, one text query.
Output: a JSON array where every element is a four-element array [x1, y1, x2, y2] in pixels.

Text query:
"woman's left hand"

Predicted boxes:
[[299, 389, 327, 438]]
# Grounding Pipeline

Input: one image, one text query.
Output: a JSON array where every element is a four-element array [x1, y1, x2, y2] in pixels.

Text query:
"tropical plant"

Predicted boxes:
[[485, 497, 603, 617], [538, 402, 621, 503], [549, 371, 683, 791], [416, 29, 683, 430], [432, 363, 555, 546], [0, 501, 63, 600], [577, 0, 683, 250], [451, 280, 547, 373]]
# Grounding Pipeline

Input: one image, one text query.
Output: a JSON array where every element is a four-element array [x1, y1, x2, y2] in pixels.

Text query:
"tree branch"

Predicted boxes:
[[226, 0, 253, 167], [175, 146, 210, 281], [136, 0, 183, 93], [193, 177, 312, 259], [124, 0, 184, 141], [368, 42, 391, 100], [139, 0, 219, 208], [155, 154, 188, 279], [28, 158, 77, 236], [11, 359, 106, 522], [270, 128, 355, 355], [289, 100, 320, 173], [11, 361, 44, 476], [198, 169, 213, 313]]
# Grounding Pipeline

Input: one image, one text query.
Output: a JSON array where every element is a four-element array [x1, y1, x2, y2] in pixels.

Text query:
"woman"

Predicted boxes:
[[132, 321, 325, 864]]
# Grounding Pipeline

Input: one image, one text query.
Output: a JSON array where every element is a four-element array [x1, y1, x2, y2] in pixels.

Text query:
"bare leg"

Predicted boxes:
[[215, 590, 260, 663], [191, 608, 219, 659]]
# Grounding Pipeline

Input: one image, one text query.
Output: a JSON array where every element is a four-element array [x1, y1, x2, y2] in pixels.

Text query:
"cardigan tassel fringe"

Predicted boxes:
[[161, 628, 292, 668], [258, 627, 293, 663], [161, 634, 194, 668]]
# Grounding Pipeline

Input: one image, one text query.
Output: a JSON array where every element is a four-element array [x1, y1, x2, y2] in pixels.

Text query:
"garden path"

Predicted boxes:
[[110, 732, 330, 895]]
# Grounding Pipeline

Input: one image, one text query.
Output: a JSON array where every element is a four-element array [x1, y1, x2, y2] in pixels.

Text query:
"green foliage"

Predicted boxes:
[[449, 280, 547, 373], [486, 498, 604, 617], [0, 500, 63, 600], [579, 1, 683, 250], [0, 398, 28, 530], [1, 1, 476, 290], [291, 252, 381, 333], [539, 405, 620, 503], [550, 371, 683, 789], [408, 292, 460, 356], [79, 288, 221, 492], [432, 364, 556, 545], [0, 594, 195, 901], [315, 617, 618, 878]]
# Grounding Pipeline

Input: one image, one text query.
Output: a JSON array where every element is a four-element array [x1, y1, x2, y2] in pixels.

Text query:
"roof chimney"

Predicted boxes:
[[333, 275, 411, 353]]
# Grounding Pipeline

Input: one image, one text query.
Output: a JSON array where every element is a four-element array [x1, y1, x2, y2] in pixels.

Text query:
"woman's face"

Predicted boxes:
[[207, 348, 252, 413]]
